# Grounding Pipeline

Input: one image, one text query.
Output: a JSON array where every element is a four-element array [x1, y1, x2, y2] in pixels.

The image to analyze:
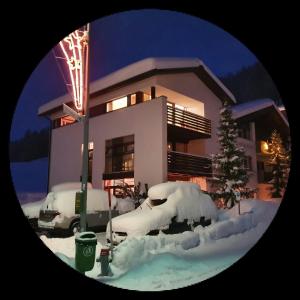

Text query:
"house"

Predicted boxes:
[[38, 57, 289, 199], [232, 99, 290, 199]]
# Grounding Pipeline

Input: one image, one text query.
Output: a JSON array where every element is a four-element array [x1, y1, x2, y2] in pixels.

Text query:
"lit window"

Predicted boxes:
[[130, 94, 136, 105], [106, 96, 128, 112], [60, 115, 75, 127], [175, 103, 185, 110], [261, 141, 269, 154], [144, 93, 151, 101]]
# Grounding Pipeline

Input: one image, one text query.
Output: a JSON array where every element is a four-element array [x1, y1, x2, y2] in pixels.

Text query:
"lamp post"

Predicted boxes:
[[80, 23, 90, 232], [58, 23, 91, 232]]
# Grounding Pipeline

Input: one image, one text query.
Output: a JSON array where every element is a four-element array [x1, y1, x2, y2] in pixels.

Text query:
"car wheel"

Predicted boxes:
[[70, 220, 80, 234]]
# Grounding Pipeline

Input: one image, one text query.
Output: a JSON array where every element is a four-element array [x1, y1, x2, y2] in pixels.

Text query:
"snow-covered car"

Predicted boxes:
[[38, 187, 118, 235], [106, 182, 218, 244], [21, 199, 45, 229]]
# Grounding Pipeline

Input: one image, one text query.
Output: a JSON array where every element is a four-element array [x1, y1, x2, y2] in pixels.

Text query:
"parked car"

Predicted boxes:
[[21, 199, 45, 230], [38, 187, 118, 235], [106, 182, 218, 244]]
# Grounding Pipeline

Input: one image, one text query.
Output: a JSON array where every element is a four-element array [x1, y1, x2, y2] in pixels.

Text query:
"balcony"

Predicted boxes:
[[167, 105, 211, 141], [167, 151, 212, 177]]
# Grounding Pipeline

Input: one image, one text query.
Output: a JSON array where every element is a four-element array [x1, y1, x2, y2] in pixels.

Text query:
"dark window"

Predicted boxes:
[[238, 123, 251, 140], [88, 148, 93, 182], [105, 135, 134, 173], [243, 156, 252, 171]]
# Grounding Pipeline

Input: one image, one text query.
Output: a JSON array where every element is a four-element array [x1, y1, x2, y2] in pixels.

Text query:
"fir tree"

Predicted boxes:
[[267, 130, 290, 198], [212, 101, 249, 210]]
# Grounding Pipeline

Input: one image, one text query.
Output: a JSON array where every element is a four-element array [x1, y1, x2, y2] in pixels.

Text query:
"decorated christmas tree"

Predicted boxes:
[[212, 101, 249, 210], [267, 130, 290, 198]]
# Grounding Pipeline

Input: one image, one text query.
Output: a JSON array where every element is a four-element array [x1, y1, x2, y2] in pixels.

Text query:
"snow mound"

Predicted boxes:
[[41, 189, 117, 218], [21, 199, 45, 218], [51, 182, 93, 193], [148, 181, 200, 199], [111, 232, 200, 272]]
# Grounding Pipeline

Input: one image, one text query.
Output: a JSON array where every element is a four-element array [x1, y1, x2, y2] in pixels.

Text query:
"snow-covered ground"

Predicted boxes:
[[40, 198, 280, 291]]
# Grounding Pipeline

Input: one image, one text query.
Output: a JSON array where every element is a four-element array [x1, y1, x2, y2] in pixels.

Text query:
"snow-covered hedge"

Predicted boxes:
[[111, 231, 200, 271]]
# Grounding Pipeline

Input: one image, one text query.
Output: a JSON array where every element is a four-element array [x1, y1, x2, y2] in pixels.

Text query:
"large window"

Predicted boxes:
[[106, 96, 128, 112], [105, 135, 134, 173]]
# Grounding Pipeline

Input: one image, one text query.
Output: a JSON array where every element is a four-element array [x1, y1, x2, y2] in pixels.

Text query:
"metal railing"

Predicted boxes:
[[167, 151, 212, 177], [167, 105, 211, 136]]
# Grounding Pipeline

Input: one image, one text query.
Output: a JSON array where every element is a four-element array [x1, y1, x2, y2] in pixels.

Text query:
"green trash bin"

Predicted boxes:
[[75, 231, 97, 273]]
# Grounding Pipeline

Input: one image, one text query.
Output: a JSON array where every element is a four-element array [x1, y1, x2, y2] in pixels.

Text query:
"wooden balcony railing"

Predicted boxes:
[[167, 105, 211, 137], [167, 151, 212, 177]]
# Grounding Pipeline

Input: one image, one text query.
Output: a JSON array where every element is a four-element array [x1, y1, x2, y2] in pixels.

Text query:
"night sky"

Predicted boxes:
[[10, 9, 257, 141]]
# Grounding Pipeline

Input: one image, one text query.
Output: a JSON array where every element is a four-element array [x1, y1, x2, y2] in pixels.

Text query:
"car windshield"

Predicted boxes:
[[150, 198, 167, 207]]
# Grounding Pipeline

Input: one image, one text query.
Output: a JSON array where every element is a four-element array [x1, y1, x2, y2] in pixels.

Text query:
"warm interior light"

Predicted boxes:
[[261, 141, 269, 153]]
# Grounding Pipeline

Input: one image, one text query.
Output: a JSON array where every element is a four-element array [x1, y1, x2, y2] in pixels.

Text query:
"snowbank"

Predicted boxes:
[[40, 189, 117, 218], [21, 199, 45, 218], [41, 198, 280, 291], [17, 192, 46, 204], [110, 231, 200, 272]]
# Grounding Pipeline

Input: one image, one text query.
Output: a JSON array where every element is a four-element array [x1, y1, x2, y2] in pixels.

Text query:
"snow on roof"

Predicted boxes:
[[38, 57, 235, 115], [231, 98, 289, 126]]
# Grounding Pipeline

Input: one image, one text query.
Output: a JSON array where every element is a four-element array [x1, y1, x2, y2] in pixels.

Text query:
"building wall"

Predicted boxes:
[[156, 72, 222, 157], [236, 122, 258, 191], [49, 97, 167, 190], [90, 76, 158, 107], [49, 122, 84, 188], [187, 139, 205, 156]]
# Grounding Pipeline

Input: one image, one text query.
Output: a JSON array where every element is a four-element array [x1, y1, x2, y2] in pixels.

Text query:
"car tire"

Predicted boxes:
[[70, 220, 80, 234]]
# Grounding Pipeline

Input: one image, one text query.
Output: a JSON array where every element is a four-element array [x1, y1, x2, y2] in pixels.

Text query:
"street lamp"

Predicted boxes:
[[57, 24, 91, 232]]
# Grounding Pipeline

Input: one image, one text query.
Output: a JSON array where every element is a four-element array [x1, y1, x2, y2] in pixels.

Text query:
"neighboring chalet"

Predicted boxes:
[[232, 99, 290, 199], [38, 58, 290, 199]]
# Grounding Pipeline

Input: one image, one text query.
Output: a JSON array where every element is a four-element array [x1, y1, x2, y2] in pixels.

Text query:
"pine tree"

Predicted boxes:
[[267, 130, 290, 198], [212, 101, 249, 210]]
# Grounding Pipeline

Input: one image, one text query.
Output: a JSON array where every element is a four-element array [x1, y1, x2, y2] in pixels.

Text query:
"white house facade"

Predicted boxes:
[[38, 57, 289, 199]]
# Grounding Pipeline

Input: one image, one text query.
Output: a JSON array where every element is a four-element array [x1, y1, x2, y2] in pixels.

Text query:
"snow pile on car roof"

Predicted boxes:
[[165, 186, 217, 222], [21, 199, 45, 218], [148, 181, 200, 199], [108, 182, 217, 237], [41, 189, 117, 218], [51, 182, 93, 193]]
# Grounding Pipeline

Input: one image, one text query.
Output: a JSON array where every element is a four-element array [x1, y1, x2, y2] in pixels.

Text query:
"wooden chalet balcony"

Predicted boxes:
[[167, 151, 212, 177], [167, 105, 211, 141]]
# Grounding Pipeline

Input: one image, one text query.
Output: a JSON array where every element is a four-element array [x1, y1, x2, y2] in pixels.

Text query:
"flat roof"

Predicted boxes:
[[38, 57, 236, 116]]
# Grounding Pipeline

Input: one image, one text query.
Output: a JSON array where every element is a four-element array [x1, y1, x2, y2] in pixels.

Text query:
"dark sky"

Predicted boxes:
[[10, 9, 257, 141]]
